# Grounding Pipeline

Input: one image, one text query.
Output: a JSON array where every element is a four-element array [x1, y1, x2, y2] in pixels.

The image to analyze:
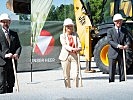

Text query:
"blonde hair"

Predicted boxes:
[[63, 25, 75, 34]]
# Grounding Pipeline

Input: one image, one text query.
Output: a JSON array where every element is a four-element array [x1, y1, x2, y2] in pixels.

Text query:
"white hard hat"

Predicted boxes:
[[113, 13, 123, 21], [0, 13, 11, 21], [63, 18, 74, 26]]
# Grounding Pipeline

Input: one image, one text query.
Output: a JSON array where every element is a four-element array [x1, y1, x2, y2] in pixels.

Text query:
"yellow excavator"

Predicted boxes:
[[6, 0, 133, 74], [73, 0, 133, 74]]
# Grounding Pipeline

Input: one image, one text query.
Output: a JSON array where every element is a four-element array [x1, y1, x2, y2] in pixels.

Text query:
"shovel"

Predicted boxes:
[[123, 49, 127, 81], [12, 58, 19, 92]]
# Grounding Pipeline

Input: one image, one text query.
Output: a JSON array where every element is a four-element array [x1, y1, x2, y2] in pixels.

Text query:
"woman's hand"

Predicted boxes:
[[72, 48, 81, 52]]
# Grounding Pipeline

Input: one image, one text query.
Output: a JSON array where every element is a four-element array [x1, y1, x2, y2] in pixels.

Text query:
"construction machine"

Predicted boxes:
[[74, 0, 133, 74], [94, 0, 133, 74], [6, 0, 133, 73]]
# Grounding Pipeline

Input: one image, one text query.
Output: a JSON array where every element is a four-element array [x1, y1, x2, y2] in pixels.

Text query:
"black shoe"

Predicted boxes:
[[6, 87, 13, 93], [109, 79, 114, 83], [109, 81, 114, 83], [120, 80, 125, 82]]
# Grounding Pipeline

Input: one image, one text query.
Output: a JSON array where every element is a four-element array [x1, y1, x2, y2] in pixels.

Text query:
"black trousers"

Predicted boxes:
[[109, 55, 125, 82], [0, 67, 14, 94], [4, 60, 15, 93], [0, 67, 5, 94], [0, 60, 15, 94]]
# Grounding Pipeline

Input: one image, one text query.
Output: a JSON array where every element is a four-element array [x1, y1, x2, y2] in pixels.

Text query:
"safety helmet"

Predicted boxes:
[[113, 13, 123, 22], [63, 18, 74, 26], [0, 13, 11, 21]]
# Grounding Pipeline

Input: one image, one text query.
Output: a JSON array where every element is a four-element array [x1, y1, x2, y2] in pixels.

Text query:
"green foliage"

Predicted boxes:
[[46, 5, 58, 21], [47, 1, 104, 24], [18, 1, 105, 24], [89, 0, 103, 24], [47, 4, 75, 21]]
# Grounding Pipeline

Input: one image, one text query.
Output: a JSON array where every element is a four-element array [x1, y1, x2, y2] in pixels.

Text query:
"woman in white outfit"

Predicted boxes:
[[59, 18, 82, 88]]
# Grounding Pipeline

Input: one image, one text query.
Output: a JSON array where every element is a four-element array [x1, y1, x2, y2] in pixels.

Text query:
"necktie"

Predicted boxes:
[[117, 28, 120, 43], [118, 28, 120, 37], [5, 31, 10, 45]]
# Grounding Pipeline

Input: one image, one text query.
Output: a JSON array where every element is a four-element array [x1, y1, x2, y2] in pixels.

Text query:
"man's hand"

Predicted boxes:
[[123, 45, 128, 49], [117, 44, 124, 49], [5, 53, 13, 58], [13, 54, 19, 60], [118, 44, 129, 49]]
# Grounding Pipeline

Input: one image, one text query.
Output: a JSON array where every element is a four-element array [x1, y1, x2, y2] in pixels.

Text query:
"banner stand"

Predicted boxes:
[[27, 38, 40, 84]]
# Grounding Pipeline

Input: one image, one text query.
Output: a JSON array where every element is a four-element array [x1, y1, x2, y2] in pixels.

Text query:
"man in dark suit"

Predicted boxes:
[[107, 13, 131, 83], [0, 13, 22, 93]]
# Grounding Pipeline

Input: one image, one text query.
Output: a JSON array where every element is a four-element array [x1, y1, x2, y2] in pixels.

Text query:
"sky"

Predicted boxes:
[[0, 0, 72, 20], [0, 0, 19, 20], [53, 0, 73, 7]]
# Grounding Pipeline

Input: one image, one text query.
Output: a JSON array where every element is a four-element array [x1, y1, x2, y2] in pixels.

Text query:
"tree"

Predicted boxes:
[[46, 5, 58, 21], [47, 4, 75, 21], [89, 0, 103, 24], [47, 0, 104, 25]]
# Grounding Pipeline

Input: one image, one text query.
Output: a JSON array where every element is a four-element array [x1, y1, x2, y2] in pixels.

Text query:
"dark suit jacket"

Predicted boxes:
[[107, 26, 131, 59], [0, 29, 22, 66], [0, 28, 22, 88]]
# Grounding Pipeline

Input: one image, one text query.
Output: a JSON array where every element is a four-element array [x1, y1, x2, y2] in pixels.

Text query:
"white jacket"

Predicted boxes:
[[59, 32, 82, 61]]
